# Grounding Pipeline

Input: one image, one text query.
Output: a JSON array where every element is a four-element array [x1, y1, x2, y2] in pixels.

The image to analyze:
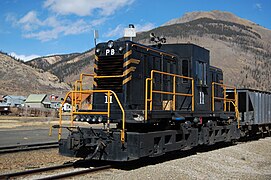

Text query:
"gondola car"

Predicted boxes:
[[57, 40, 270, 161]]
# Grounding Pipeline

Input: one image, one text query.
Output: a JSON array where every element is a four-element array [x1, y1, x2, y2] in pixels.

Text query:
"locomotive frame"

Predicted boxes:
[[57, 40, 269, 161]]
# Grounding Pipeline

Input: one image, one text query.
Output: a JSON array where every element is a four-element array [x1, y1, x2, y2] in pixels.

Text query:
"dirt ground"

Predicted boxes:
[[91, 137, 271, 180], [0, 116, 270, 179], [0, 138, 270, 179], [0, 116, 91, 129]]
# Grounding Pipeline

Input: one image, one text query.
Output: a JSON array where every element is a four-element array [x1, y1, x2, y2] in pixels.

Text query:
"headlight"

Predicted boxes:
[[133, 114, 144, 121], [96, 48, 101, 54], [92, 116, 97, 122], [98, 116, 103, 123], [118, 46, 124, 53], [107, 40, 114, 48], [75, 116, 80, 121], [86, 116, 91, 122]]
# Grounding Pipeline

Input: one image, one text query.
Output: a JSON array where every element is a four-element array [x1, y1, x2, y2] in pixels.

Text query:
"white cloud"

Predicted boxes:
[[5, 13, 17, 27], [44, 0, 135, 16], [10, 10, 92, 42], [106, 24, 124, 38], [6, 0, 136, 41], [18, 11, 43, 31], [91, 17, 108, 26], [43, 16, 59, 27], [255, 3, 262, 11], [23, 28, 61, 41], [23, 19, 91, 41], [63, 19, 91, 35], [10, 52, 40, 62], [135, 22, 155, 32]]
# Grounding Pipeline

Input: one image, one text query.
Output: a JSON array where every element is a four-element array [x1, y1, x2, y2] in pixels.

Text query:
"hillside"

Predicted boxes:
[[27, 53, 80, 71], [0, 52, 70, 96], [26, 10, 271, 91], [135, 11, 271, 91], [27, 50, 94, 88]]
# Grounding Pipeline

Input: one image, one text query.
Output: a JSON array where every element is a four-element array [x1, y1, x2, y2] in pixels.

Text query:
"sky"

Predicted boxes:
[[0, 0, 270, 61]]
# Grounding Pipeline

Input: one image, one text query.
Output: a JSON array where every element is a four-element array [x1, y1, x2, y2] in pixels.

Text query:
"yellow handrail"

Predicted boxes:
[[228, 101, 240, 128], [145, 78, 152, 120], [211, 82, 239, 127], [58, 91, 71, 140], [58, 89, 126, 143], [131, 44, 175, 58], [145, 70, 194, 120]]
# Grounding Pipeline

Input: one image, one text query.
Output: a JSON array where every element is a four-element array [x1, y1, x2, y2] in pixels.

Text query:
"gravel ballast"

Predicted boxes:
[[0, 138, 270, 179], [0, 115, 271, 180], [89, 137, 271, 180]]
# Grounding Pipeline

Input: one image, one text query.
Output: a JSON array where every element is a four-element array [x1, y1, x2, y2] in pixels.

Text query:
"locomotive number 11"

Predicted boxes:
[[105, 95, 113, 103]]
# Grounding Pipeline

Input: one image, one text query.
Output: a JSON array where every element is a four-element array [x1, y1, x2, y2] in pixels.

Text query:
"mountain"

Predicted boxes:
[[135, 10, 271, 91], [27, 53, 80, 72], [164, 10, 256, 27], [27, 10, 271, 91], [0, 52, 70, 96], [26, 50, 94, 88]]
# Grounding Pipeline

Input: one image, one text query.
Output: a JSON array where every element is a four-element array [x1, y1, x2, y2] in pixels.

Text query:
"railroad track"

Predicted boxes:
[[0, 161, 111, 179], [0, 142, 58, 154]]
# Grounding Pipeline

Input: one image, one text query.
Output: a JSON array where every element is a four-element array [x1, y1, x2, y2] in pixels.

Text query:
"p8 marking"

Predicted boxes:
[[106, 49, 115, 56]]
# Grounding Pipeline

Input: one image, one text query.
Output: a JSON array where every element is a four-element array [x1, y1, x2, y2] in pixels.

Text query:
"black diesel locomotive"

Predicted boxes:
[[58, 40, 271, 161]]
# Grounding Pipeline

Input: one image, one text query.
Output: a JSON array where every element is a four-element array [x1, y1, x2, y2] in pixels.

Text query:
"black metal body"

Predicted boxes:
[[92, 41, 233, 124], [59, 40, 269, 161], [60, 122, 240, 161]]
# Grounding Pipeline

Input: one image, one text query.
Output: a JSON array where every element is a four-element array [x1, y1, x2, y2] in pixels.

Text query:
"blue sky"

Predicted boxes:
[[0, 0, 270, 61]]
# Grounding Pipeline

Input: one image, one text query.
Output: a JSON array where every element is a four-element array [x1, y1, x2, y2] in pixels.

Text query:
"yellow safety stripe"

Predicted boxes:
[[94, 55, 98, 61], [123, 58, 140, 67], [123, 76, 132, 85], [94, 63, 98, 70], [124, 50, 132, 59], [93, 81, 97, 86], [123, 67, 136, 76]]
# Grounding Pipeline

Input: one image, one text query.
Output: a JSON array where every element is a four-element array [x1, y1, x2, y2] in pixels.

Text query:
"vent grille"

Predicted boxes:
[[95, 55, 123, 93]]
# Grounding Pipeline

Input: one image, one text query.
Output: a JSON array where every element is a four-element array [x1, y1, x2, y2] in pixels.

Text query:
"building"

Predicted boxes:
[[49, 94, 64, 109], [25, 94, 51, 109], [3, 95, 26, 107]]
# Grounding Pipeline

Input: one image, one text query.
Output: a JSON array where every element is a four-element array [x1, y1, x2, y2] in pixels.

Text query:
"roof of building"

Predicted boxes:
[[3, 95, 26, 100], [25, 94, 47, 103], [0, 104, 9, 107], [48, 94, 65, 103]]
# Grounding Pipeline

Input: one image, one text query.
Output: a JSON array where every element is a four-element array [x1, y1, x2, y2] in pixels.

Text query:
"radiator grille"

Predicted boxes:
[[95, 55, 123, 93]]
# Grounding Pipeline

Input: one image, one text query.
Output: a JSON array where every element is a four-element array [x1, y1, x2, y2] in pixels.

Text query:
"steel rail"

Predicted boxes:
[[0, 162, 74, 179], [0, 142, 58, 154], [36, 165, 112, 180]]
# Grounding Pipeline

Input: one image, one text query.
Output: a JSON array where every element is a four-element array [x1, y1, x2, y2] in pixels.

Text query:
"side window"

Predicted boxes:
[[196, 61, 207, 86], [211, 71, 215, 82], [182, 59, 189, 83]]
